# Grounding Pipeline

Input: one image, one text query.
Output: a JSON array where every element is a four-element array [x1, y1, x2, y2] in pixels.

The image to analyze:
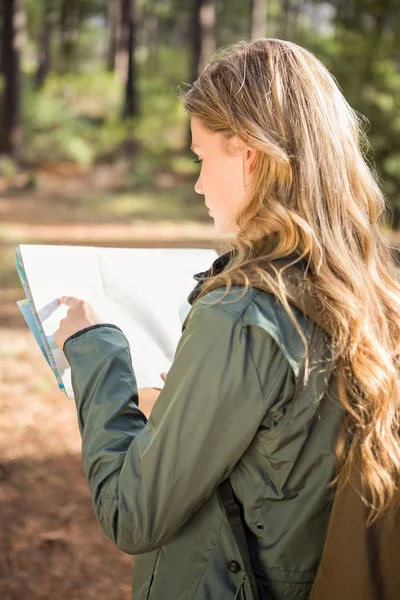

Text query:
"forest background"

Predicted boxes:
[[0, 1, 399, 599]]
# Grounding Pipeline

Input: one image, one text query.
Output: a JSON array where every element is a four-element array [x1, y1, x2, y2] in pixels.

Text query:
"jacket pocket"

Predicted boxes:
[[261, 579, 313, 600], [255, 565, 315, 600]]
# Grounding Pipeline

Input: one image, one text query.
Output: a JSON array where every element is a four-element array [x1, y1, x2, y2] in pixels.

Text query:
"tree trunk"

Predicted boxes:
[[107, 0, 121, 72], [121, 0, 139, 119], [115, 0, 127, 79], [35, 0, 54, 88], [251, 0, 268, 40], [0, 0, 24, 156], [281, 0, 291, 38], [190, 0, 216, 84], [190, 0, 202, 84], [186, 0, 216, 147], [143, 11, 158, 66], [60, 0, 78, 72], [291, 0, 303, 39]]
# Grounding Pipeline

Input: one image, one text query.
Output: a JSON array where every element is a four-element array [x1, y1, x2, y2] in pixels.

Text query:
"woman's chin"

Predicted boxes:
[[213, 218, 239, 236]]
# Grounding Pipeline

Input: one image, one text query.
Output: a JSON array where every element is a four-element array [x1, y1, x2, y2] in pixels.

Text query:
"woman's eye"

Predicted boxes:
[[193, 159, 202, 164]]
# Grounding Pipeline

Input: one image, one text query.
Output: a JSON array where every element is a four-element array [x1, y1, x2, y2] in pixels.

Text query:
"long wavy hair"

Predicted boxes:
[[179, 38, 400, 523]]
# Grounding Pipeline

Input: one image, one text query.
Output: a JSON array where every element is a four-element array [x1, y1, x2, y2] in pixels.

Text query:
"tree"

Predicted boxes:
[[280, 0, 303, 39], [327, 0, 400, 215], [59, 0, 74, 72], [141, 3, 159, 68], [250, 0, 268, 40], [190, 0, 216, 84], [121, 0, 139, 119], [106, 0, 121, 72], [35, 0, 54, 88], [0, 0, 24, 156], [281, 0, 291, 38]]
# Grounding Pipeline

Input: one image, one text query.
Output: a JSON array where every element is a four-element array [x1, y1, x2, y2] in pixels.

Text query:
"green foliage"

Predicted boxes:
[[293, 3, 400, 209], [23, 70, 123, 165], [21, 48, 189, 168], [0, 155, 18, 180], [12, 0, 400, 215], [321, 19, 400, 208]]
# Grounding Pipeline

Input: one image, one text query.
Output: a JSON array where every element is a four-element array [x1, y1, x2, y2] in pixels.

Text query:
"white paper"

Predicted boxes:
[[16, 244, 218, 397]]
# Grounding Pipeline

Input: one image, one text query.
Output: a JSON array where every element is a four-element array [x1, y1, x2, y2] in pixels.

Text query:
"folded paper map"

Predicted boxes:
[[15, 244, 219, 398]]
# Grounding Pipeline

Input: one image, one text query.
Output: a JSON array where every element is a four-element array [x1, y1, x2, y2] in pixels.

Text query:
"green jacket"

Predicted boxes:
[[64, 278, 343, 600]]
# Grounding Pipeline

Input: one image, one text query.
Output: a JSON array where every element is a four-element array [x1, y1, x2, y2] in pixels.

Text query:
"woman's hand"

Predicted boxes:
[[55, 296, 105, 349], [55, 296, 168, 417], [139, 373, 167, 419]]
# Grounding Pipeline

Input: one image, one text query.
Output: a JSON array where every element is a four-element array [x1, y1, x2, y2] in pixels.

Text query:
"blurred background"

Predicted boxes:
[[0, 1, 399, 598]]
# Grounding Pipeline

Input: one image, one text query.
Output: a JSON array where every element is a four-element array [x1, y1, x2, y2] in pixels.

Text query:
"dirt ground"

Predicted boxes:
[[0, 328, 135, 599], [0, 165, 218, 600]]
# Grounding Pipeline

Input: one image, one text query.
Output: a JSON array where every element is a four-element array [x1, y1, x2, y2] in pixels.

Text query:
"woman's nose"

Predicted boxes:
[[194, 175, 203, 195]]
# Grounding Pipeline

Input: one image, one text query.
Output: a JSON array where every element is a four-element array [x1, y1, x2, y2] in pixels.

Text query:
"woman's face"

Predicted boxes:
[[190, 117, 257, 235]]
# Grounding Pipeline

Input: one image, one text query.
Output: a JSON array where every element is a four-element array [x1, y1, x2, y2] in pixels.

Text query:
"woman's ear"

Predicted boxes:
[[245, 146, 258, 175]]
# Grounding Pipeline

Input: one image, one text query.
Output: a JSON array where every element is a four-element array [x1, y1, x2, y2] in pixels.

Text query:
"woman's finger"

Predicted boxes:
[[59, 296, 83, 308]]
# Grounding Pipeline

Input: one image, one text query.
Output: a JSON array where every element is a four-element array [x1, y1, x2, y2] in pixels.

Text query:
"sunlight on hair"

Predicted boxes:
[[179, 38, 400, 524]]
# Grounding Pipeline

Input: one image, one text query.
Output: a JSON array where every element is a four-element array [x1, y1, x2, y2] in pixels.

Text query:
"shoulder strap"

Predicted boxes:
[[258, 257, 334, 338], [218, 479, 260, 600], [218, 260, 331, 600]]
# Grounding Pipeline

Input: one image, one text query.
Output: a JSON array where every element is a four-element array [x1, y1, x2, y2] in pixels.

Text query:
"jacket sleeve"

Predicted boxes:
[[63, 297, 293, 555]]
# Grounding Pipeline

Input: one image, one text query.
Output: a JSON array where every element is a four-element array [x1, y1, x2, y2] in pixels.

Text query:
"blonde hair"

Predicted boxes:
[[179, 38, 400, 523]]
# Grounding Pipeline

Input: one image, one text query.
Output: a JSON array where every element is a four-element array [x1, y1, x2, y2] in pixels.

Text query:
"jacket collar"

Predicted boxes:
[[188, 246, 308, 306], [193, 250, 236, 283], [188, 249, 236, 305]]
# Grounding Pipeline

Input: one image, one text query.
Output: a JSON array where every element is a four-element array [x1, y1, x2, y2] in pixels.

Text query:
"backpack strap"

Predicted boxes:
[[258, 257, 334, 338], [218, 260, 331, 600], [218, 478, 260, 600]]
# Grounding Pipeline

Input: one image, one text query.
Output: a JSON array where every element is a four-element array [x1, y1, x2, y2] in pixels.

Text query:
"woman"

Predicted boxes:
[[55, 39, 400, 599]]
